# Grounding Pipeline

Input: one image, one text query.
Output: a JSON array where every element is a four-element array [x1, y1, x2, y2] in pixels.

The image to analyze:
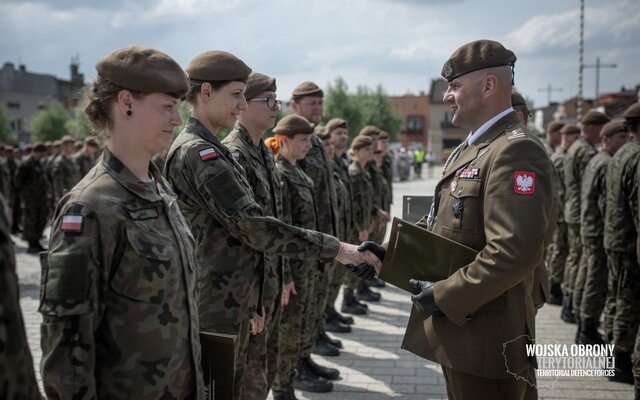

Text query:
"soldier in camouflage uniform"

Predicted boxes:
[[0, 194, 41, 399], [40, 46, 205, 399], [379, 130, 394, 209], [51, 135, 82, 204], [575, 120, 627, 345], [562, 111, 610, 323], [0, 145, 11, 203], [44, 140, 61, 215], [14, 142, 49, 253], [604, 102, 640, 384], [291, 82, 344, 375], [266, 115, 334, 395], [73, 136, 100, 178], [221, 72, 286, 399], [165, 52, 379, 399]]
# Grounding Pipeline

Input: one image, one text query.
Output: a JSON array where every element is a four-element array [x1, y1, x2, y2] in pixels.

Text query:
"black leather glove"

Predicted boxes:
[[409, 279, 442, 317], [347, 263, 376, 280], [358, 241, 386, 263]]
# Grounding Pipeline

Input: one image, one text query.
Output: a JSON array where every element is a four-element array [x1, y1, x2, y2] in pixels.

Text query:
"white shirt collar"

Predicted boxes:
[[466, 107, 514, 145]]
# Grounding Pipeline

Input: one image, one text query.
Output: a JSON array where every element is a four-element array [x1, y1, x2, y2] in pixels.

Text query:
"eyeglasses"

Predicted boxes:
[[249, 97, 282, 110]]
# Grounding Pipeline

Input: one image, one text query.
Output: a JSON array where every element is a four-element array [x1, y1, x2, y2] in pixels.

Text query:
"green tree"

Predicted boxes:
[[323, 77, 364, 141], [65, 103, 93, 139], [31, 101, 71, 142], [0, 104, 18, 145]]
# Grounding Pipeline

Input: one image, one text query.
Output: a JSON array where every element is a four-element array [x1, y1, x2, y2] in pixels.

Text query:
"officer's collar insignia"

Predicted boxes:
[[61, 214, 83, 232], [507, 128, 526, 141], [199, 147, 218, 161]]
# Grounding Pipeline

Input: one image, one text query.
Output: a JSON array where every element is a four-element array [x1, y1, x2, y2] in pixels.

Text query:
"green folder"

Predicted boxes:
[[379, 217, 478, 293], [200, 331, 237, 400]]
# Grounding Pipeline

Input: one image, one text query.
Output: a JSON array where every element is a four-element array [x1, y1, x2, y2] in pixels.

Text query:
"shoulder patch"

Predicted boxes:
[[231, 151, 241, 161], [199, 147, 218, 161], [61, 214, 84, 232], [507, 128, 526, 141], [514, 171, 535, 195]]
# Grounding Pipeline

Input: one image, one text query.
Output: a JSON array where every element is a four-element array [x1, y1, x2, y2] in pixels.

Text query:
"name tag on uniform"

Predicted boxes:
[[127, 207, 160, 220], [61, 215, 83, 232], [199, 147, 218, 161]]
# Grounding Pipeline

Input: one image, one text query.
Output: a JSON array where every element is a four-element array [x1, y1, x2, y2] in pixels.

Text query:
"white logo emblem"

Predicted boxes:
[[516, 174, 533, 192]]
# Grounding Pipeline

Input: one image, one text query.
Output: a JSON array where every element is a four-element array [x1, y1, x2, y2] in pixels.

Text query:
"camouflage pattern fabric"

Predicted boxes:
[[548, 149, 568, 285], [223, 123, 285, 399], [39, 148, 204, 399], [73, 151, 97, 179], [561, 224, 582, 294], [381, 152, 393, 206], [346, 160, 375, 290], [0, 194, 41, 400], [0, 156, 11, 203], [273, 154, 320, 389], [611, 252, 640, 352], [150, 153, 166, 173], [51, 154, 81, 204], [14, 155, 49, 243], [579, 240, 608, 320]]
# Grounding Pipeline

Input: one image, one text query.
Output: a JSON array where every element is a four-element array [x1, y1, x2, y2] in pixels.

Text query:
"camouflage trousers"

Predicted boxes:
[[577, 239, 607, 320], [562, 223, 582, 294], [326, 260, 347, 311], [273, 263, 315, 389], [604, 251, 640, 352], [547, 222, 568, 284], [21, 200, 48, 243], [302, 266, 325, 357], [241, 266, 282, 400]]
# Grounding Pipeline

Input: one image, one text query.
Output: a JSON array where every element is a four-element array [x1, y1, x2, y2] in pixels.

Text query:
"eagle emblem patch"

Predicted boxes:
[[514, 171, 535, 195]]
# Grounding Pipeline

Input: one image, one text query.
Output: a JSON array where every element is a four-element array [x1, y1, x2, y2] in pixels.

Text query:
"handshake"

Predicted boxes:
[[336, 241, 386, 280]]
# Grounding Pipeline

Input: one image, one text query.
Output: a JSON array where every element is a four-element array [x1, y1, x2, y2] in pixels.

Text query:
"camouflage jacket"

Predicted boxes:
[[164, 117, 339, 330], [0, 194, 41, 400], [381, 152, 393, 206], [564, 136, 597, 225], [276, 155, 320, 280], [330, 158, 349, 241], [51, 154, 81, 202], [604, 141, 640, 253], [14, 155, 49, 205], [0, 157, 11, 202], [73, 151, 97, 178], [349, 161, 374, 235], [299, 134, 339, 236], [366, 161, 384, 215], [151, 154, 166, 172], [549, 148, 567, 224], [222, 123, 285, 303], [333, 153, 355, 243], [580, 150, 611, 240], [39, 148, 203, 399]]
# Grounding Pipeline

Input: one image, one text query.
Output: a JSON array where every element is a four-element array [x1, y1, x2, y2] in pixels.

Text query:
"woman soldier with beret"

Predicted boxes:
[[164, 51, 381, 400], [39, 46, 204, 399], [266, 115, 333, 395]]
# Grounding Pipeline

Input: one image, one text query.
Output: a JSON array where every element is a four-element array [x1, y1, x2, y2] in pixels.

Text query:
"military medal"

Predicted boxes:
[[450, 179, 458, 193], [452, 198, 463, 219]]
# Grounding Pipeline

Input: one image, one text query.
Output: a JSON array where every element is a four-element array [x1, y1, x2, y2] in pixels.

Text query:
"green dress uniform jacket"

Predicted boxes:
[[40, 148, 204, 399], [419, 112, 556, 379]]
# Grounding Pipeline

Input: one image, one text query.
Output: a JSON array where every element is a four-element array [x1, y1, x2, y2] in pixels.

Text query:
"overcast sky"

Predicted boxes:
[[1, 0, 638, 108]]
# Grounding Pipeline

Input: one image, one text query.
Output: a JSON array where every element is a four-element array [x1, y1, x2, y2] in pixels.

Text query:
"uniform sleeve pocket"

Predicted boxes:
[[445, 179, 483, 232], [39, 253, 93, 316], [203, 167, 254, 216]]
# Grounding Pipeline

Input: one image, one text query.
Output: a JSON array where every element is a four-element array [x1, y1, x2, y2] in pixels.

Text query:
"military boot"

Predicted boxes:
[[293, 359, 333, 393], [365, 277, 386, 288], [311, 334, 339, 357], [578, 319, 606, 345], [608, 351, 634, 384], [319, 329, 343, 348], [304, 355, 340, 380], [561, 293, 576, 323], [548, 281, 563, 305], [574, 316, 581, 343], [272, 387, 298, 400], [341, 289, 367, 315], [326, 305, 354, 325], [356, 285, 381, 302], [325, 317, 351, 333]]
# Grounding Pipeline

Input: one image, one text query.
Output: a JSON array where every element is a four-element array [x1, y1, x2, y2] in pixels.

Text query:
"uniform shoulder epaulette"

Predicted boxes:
[[506, 127, 526, 141]]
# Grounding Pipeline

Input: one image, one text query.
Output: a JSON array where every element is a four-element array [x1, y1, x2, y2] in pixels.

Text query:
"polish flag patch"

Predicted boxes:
[[61, 215, 83, 232], [514, 171, 535, 195], [231, 151, 240, 161], [199, 147, 218, 161]]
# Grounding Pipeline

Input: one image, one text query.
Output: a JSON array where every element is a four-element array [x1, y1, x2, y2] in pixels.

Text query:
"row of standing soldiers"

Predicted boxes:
[[0, 135, 100, 252], [544, 103, 640, 390]]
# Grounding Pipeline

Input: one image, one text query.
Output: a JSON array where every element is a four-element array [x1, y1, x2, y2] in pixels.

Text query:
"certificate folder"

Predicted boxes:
[[379, 217, 478, 293], [200, 331, 237, 400]]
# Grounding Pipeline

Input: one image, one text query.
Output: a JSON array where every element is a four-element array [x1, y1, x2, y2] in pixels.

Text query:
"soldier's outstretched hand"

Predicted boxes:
[[336, 242, 383, 273]]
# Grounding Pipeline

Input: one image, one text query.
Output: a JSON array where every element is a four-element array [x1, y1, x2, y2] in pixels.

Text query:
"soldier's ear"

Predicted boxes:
[[117, 90, 135, 117]]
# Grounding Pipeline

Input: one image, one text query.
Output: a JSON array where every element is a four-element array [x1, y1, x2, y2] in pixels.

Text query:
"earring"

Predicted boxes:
[[126, 109, 132, 116]]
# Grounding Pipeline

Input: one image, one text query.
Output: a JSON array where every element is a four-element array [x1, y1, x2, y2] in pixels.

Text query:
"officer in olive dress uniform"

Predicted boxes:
[[576, 120, 627, 345], [221, 72, 286, 399], [164, 51, 380, 400], [40, 46, 205, 399], [562, 110, 610, 323], [604, 102, 640, 384], [409, 40, 556, 399]]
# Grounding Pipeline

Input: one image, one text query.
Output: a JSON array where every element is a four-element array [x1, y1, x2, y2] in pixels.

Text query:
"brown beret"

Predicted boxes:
[[292, 81, 323, 99], [441, 40, 516, 82], [547, 121, 565, 133], [24, 144, 33, 151], [379, 130, 390, 140], [33, 142, 47, 152], [52, 140, 62, 147], [359, 125, 381, 137], [325, 118, 348, 133], [350, 135, 373, 151], [623, 103, 640, 119], [511, 91, 527, 108], [560, 124, 581, 135], [61, 135, 75, 144], [244, 72, 276, 100], [315, 126, 331, 140], [581, 110, 610, 126], [186, 50, 251, 84], [273, 114, 315, 136], [600, 119, 626, 138], [84, 136, 99, 146], [96, 46, 188, 98]]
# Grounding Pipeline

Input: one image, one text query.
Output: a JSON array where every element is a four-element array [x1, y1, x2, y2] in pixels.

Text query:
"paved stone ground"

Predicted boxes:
[[13, 164, 634, 399]]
